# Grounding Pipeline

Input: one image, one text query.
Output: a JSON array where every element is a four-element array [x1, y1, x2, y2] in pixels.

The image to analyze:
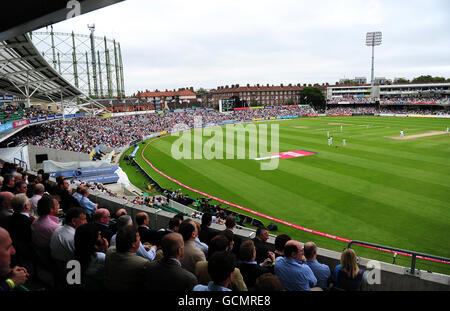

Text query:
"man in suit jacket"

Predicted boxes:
[[252, 226, 271, 264], [136, 212, 158, 245], [179, 219, 206, 274], [144, 232, 197, 291], [237, 239, 274, 290], [93, 208, 114, 244], [8, 194, 34, 254], [0, 192, 14, 229], [198, 213, 219, 246], [104, 225, 150, 291], [221, 215, 242, 257]]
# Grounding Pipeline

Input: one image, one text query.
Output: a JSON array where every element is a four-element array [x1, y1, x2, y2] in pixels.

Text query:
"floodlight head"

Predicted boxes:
[[366, 31, 382, 46], [87, 24, 95, 31]]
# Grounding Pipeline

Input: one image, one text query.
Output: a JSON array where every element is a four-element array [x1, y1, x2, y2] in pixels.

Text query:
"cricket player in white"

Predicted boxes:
[[340, 125, 343, 132], [328, 137, 332, 146], [343, 138, 346, 147], [446, 127, 449, 133], [400, 130, 404, 138]]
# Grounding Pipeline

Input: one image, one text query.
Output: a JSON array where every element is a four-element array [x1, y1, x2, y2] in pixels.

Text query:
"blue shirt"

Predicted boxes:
[[274, 256, 317, 291], [306, 259, 331, 289], [80, 197, 96, 215], [193, 281, 231, 292]]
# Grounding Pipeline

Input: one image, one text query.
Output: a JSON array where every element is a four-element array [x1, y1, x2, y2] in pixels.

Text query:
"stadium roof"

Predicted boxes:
[[0, 33, 106, 111], [0, 0, 125, 42]]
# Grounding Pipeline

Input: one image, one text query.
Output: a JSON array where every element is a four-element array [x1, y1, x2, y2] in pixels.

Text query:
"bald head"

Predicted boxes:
[[284, 240, 304, 260], [94, 208, 111, 224], [161, 232, 184, 259], [33, 183, 45, 196], [303, 242, 317, 260], [0, 192, 14, 210], [0, 227, 15, 276], [115, 208, 127, 218]]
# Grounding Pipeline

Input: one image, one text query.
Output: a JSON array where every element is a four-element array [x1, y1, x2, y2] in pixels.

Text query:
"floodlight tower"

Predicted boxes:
[[366, 31, 382, 87], [88, 24, 98, 97]]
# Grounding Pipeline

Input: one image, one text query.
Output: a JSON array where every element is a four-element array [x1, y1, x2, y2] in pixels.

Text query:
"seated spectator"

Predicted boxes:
[[198, 212, 219, 246], [74, 223, 108, 287], [29, 183, 45, 217], [252, 226, 271, 264], [237, 239, 274, 290], [221, 215, 241, 256], [31, 194, 61, 249], [304, 241, 331, 290], [0, 227, 29, 291], [274, 233, 291, 258], [156, 216, 182, 246], [179, 219, 206, 274], [110, 215, 157, 261], [79, 187, 98, 217], [194, 234, 247, 291], [50, 207, 87, 263], [253, 273, 284, 291], [1, 175, 15, 193], [136, 212, 158, 245], [0, 192, 14, 229], [274, 240, 319, 291], [333, 248, 365, 291], [144, 233, 198, 291], [72, 185, 84, 204], [193, 251, 236, 291], [108, 208, 127, 233], [9, 194, 34, 257], [104, 225, 150, 290], [194, 221, 208, 257], [13, 181, 27, 195], [55, 178, 79, 212], [93, 208, 114, 244]]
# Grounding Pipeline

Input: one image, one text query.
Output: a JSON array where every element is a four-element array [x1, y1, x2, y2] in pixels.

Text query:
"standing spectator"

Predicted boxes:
[[144, 233, 198, 291], [31, 194, 61, 249], [0, 192, 14, 229], [274, 240, 319, 291], [179, 219, 206, 274], [41, 173, 53, 194], [29, 183, 45, 217], [333, 248, 365, 291], [104, 226, 150, 290], [193, 251, 236, 291], [0, 227, 29, 291], [49, 207, 87, 263], [304, 242, 331, 290]]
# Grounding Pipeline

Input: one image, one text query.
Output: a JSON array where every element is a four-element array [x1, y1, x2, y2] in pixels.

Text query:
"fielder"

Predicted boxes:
[[400, 130, 404, 138], [446, 127, 449, 133], [328, 137, 332, 146], [343, 138, 346, 147]]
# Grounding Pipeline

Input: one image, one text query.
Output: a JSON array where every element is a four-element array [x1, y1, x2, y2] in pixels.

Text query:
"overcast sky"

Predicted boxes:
[[47, 0, 450, 95]]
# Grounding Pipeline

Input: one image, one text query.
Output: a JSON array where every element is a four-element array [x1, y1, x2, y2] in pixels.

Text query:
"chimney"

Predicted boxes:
[[247, 83, 250, 87], [257, 84, 260, 87], [267, 84, 269, 87], [280, 83, 283, 87], [236, 84, 239, 88]]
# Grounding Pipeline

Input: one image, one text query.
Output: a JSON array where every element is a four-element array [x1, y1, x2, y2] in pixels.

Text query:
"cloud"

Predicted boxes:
[[46, 0, 450, 94]]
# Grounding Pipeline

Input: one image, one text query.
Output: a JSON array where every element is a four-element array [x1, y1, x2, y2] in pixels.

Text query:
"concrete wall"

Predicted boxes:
[[87, 190, 450, 291], [27, 145, 91, 170]]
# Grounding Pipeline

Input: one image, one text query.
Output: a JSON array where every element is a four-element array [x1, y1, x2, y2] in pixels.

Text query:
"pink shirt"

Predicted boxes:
[[31, 215, 61, 248]]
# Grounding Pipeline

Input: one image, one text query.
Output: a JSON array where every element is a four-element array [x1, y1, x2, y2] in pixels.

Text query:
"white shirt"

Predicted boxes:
[[50, 225, 76, 262], [30, 194, 43, 216]]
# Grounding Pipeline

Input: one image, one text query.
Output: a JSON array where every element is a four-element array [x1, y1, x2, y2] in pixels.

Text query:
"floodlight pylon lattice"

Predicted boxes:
[[366, 31, 382, 87]]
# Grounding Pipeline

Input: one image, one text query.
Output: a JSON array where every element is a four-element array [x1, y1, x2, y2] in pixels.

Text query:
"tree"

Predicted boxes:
[[250, 99, 260, 107], [196, 88, 208, 94], [411, 75, 447, 83], [300, 87, 326, 110], [395, 78, 410, 84]]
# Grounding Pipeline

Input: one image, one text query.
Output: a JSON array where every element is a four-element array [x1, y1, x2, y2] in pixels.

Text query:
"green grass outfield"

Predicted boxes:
[[122, 116, 450, 274]]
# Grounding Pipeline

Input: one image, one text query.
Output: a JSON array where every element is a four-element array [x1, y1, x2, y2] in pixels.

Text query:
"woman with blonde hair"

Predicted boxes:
[[333, 248, 364, 291]]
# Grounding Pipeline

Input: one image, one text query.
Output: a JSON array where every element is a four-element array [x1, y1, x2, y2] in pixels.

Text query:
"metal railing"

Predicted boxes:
[[347, 240, 450, 276]]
